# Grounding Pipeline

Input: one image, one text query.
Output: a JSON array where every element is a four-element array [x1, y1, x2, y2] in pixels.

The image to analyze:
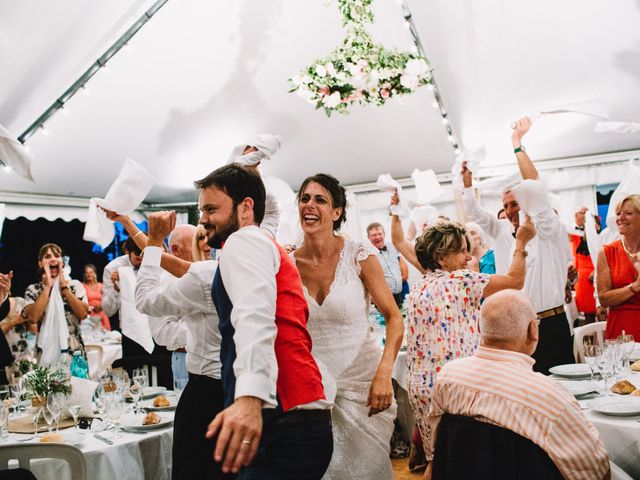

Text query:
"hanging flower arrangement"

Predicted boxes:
[[289, 0, 432, 116]]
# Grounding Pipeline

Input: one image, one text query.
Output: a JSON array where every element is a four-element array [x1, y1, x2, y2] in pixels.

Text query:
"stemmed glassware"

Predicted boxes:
[[596, 344, 615, 395], [583, 341, 601, 389], [105, 395, 124, 440], [129, 377, 143, 416], [42, 404, 55, 433], [619, 334, 635, 374], [68, 404, 82, 431], [48, 392, 67, 432], [10, 378, 25, 412], [30, 397, 45, 438]]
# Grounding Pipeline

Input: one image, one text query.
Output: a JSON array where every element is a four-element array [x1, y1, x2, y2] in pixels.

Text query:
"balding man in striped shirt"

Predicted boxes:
[[425, 290, 610, 480]]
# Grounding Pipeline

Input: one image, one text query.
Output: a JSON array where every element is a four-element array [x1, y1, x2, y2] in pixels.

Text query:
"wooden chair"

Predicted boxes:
[[573, 322, 607, 363], [0, 444, 86, 480]]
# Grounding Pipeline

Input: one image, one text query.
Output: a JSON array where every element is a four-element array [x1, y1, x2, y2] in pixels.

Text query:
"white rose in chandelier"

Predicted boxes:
[[325, 62, 337, 77], [404, 58, 429, 76], [315, 64, 328, 77], [296, 86, 316, 104], [400, 74, 419, 90], [322, 91, 342, 108]]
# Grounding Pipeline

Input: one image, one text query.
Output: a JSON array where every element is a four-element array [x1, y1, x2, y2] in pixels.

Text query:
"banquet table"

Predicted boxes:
[[6, 413, 173, 480]]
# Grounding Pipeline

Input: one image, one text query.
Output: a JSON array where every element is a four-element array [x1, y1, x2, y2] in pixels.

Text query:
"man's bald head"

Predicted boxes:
[[480, 290, 539, 355], [168, 224, 197, 261]]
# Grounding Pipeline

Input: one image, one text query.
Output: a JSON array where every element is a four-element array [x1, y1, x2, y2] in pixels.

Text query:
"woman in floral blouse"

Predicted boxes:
[[23, 243, 89, 357], [406, 220, 535, 468]]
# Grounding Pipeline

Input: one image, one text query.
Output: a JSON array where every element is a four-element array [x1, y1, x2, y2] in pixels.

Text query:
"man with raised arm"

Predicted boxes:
[[460, 117, 573, 374]]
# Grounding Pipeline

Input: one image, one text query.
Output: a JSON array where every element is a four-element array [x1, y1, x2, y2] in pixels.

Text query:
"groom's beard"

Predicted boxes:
[[205, 213, 240, 249]]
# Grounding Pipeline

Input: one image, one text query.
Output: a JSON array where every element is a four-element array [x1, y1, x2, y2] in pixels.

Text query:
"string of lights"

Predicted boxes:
[[17, 0, 169, 144], [397, 0, 462, 155]]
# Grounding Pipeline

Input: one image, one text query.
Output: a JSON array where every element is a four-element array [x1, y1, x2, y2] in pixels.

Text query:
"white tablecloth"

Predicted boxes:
[[579, 372, 640, 479], [9, 419, 173, 480]]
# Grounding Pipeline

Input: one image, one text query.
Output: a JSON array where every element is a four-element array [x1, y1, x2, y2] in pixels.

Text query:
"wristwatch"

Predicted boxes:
[[514, 145, 526, 154]]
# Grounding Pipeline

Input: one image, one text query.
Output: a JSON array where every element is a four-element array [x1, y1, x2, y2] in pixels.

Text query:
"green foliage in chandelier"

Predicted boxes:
[[289, 0, 432, 116]]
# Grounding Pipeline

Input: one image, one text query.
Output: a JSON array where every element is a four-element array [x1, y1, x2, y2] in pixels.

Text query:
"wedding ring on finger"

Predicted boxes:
[[241, 439, 251, 445]]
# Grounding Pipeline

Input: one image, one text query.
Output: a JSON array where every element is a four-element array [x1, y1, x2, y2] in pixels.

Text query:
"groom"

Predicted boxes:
[[199, 164, 333, 479]]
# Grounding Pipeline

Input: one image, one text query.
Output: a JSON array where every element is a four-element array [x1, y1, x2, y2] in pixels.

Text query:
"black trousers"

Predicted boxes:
[[239, 412, 333, 480], [532, 311, 574, 375], [172, 374, 232, 480]]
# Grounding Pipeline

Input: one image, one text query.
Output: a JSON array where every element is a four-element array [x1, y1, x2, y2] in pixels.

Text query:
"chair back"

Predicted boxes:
[[573, 322, 606, 362], [84, 344, 104, 379], [0, 444, 86, 480], [432, 414, 563, 480]]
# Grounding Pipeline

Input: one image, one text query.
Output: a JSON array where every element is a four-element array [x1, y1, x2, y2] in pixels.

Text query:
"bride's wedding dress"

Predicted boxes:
[[295, 239, 395, 479]]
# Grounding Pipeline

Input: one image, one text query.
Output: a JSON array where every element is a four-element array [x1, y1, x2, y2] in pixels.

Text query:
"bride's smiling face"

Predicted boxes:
[[298, 182, 342, 234]]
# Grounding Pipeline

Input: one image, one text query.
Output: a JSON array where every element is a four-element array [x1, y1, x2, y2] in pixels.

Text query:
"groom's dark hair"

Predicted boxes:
[[194, 163, 266, 224]]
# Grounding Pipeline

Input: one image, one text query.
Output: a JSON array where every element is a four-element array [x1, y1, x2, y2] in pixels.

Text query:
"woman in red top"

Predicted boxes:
[[570, 208, 601, 323], [82, 264, 110, 330], [597, 194, 640, 339]]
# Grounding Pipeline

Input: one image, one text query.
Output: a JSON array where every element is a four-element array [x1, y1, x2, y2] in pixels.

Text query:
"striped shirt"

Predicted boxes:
[[426, 346, 609, 480]]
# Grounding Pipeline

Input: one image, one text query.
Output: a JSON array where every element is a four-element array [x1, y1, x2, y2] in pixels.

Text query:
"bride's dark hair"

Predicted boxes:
[[297, 174, 347, 231]]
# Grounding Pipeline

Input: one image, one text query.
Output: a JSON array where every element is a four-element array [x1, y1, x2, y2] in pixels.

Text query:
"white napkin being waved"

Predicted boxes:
[[376, 174, 411, 217], [450, 147, 486, 190], [37, 279, 69, 367], [583, 210, 602, 269], [227, 134, 285, 166], [0, 124, 34, 181], [410, 205, 439, 231], [83, 158, 155, 248], [411, 169, 445, 204], [118, 266, 154, 353], [510, 179, 550, 217]]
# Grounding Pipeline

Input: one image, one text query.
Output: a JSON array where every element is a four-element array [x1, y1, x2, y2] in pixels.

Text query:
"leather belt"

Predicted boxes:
[[537, 306, 565, 320], [273, 409, 331, 426], [174, 347, 187, 353]]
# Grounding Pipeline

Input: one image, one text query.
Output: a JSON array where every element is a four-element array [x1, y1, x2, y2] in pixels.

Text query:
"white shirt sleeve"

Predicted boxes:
[[149, 316, 187, 350], [135, 247, 216, 317], [102, 260, 120, 318], [259, 191, 280, 239], [219, 227, 279, 408], [460, 187, 505, 241]]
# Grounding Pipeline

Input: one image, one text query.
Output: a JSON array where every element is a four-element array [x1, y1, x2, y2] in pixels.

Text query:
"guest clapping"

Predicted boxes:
[[597, 194, 640, 338], [406, 219, 535, 468]]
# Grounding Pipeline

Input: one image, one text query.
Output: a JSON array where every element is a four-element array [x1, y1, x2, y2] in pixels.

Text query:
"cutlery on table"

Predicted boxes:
[[93, 433, 114, 445]]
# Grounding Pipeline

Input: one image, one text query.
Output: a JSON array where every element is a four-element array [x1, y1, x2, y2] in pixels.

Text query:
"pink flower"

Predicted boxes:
[[380, 89, 390, 99], [318, 86, 330, 96]]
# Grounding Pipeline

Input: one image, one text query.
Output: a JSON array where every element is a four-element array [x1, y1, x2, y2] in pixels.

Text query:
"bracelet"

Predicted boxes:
[[133, 231, 144, 237], [514, 249, 528, 257]]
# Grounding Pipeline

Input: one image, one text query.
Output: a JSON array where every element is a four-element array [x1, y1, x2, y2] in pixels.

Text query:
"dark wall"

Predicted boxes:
[[0, 217, 129, 297]]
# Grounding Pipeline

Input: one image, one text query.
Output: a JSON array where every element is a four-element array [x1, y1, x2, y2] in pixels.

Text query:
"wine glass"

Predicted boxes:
[[48, 392, 67, 432], [112, 370, 130, 396], [42, 404, 55, 433], [596, 345, 614, 395], [9, 378, 25, 412], [583, 342, 601, 388], [619, 334, 635, 373], [106, 395, 124, 440], [30, 397, 44, 438], [133, 368, 148, 389], [129, 378, 143, 416], [68, 404, 81, 431]]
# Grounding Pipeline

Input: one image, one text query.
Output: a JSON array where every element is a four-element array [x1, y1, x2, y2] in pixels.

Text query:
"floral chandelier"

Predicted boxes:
[[289, 0, 433, 116]]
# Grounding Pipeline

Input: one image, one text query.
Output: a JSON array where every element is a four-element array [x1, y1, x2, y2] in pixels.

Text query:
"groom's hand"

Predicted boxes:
[[206, 396, 263, 473]]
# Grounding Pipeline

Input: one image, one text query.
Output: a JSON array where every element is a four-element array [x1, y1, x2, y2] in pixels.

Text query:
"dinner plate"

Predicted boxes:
[[548, 364, 592, 378], [120, 412, 173, 431], [590, 398, 640, 416], [554, 380, 598, 397], [140, 395, 178, 411]]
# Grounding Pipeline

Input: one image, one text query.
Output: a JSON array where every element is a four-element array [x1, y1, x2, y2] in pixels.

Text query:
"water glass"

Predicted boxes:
[[105, 395, 124, 440], [48, 392, 67, 432], [619, 334, 635, 373], [133, 368, 148, 389], [68, 404, 82, 431], [42, 405, 55, 433], [595, 347, 614, 395], [129, 379, 143, 416], [583, 343, 601, 388]]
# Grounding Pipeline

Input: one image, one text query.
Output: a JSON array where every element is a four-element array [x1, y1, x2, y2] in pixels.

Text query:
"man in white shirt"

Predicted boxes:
[[195, 164, 332, 479], [367, 222, 408, 307], [102, 237, 173, 385], [460, 117, 574, 374], [136, 217, 225, 480]]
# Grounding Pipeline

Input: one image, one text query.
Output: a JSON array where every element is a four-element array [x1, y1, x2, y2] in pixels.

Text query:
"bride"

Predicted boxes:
[[292, 173, 404, 479]]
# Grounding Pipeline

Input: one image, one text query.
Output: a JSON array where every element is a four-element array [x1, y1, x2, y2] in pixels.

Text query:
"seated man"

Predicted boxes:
[[425, 290, 610, 480]]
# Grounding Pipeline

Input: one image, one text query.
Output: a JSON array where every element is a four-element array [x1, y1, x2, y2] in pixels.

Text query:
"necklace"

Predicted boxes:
[[621, 238, 640, 258]]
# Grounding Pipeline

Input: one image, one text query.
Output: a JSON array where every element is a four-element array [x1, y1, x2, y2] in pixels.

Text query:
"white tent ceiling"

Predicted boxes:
[[1, 0, 640, 204]]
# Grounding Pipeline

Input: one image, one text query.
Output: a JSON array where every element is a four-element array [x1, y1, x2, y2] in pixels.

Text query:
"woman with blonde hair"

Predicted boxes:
[[192, 224, 212, 261], [406, 219, 535, 469], [597, 194, 640, 338]]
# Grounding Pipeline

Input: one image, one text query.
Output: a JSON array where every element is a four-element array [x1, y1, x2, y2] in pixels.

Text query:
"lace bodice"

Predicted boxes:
[[293, 239, 382, 388]]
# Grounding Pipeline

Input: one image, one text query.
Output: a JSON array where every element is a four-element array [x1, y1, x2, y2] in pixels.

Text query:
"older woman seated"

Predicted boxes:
[[405, 219, 535, 468]]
